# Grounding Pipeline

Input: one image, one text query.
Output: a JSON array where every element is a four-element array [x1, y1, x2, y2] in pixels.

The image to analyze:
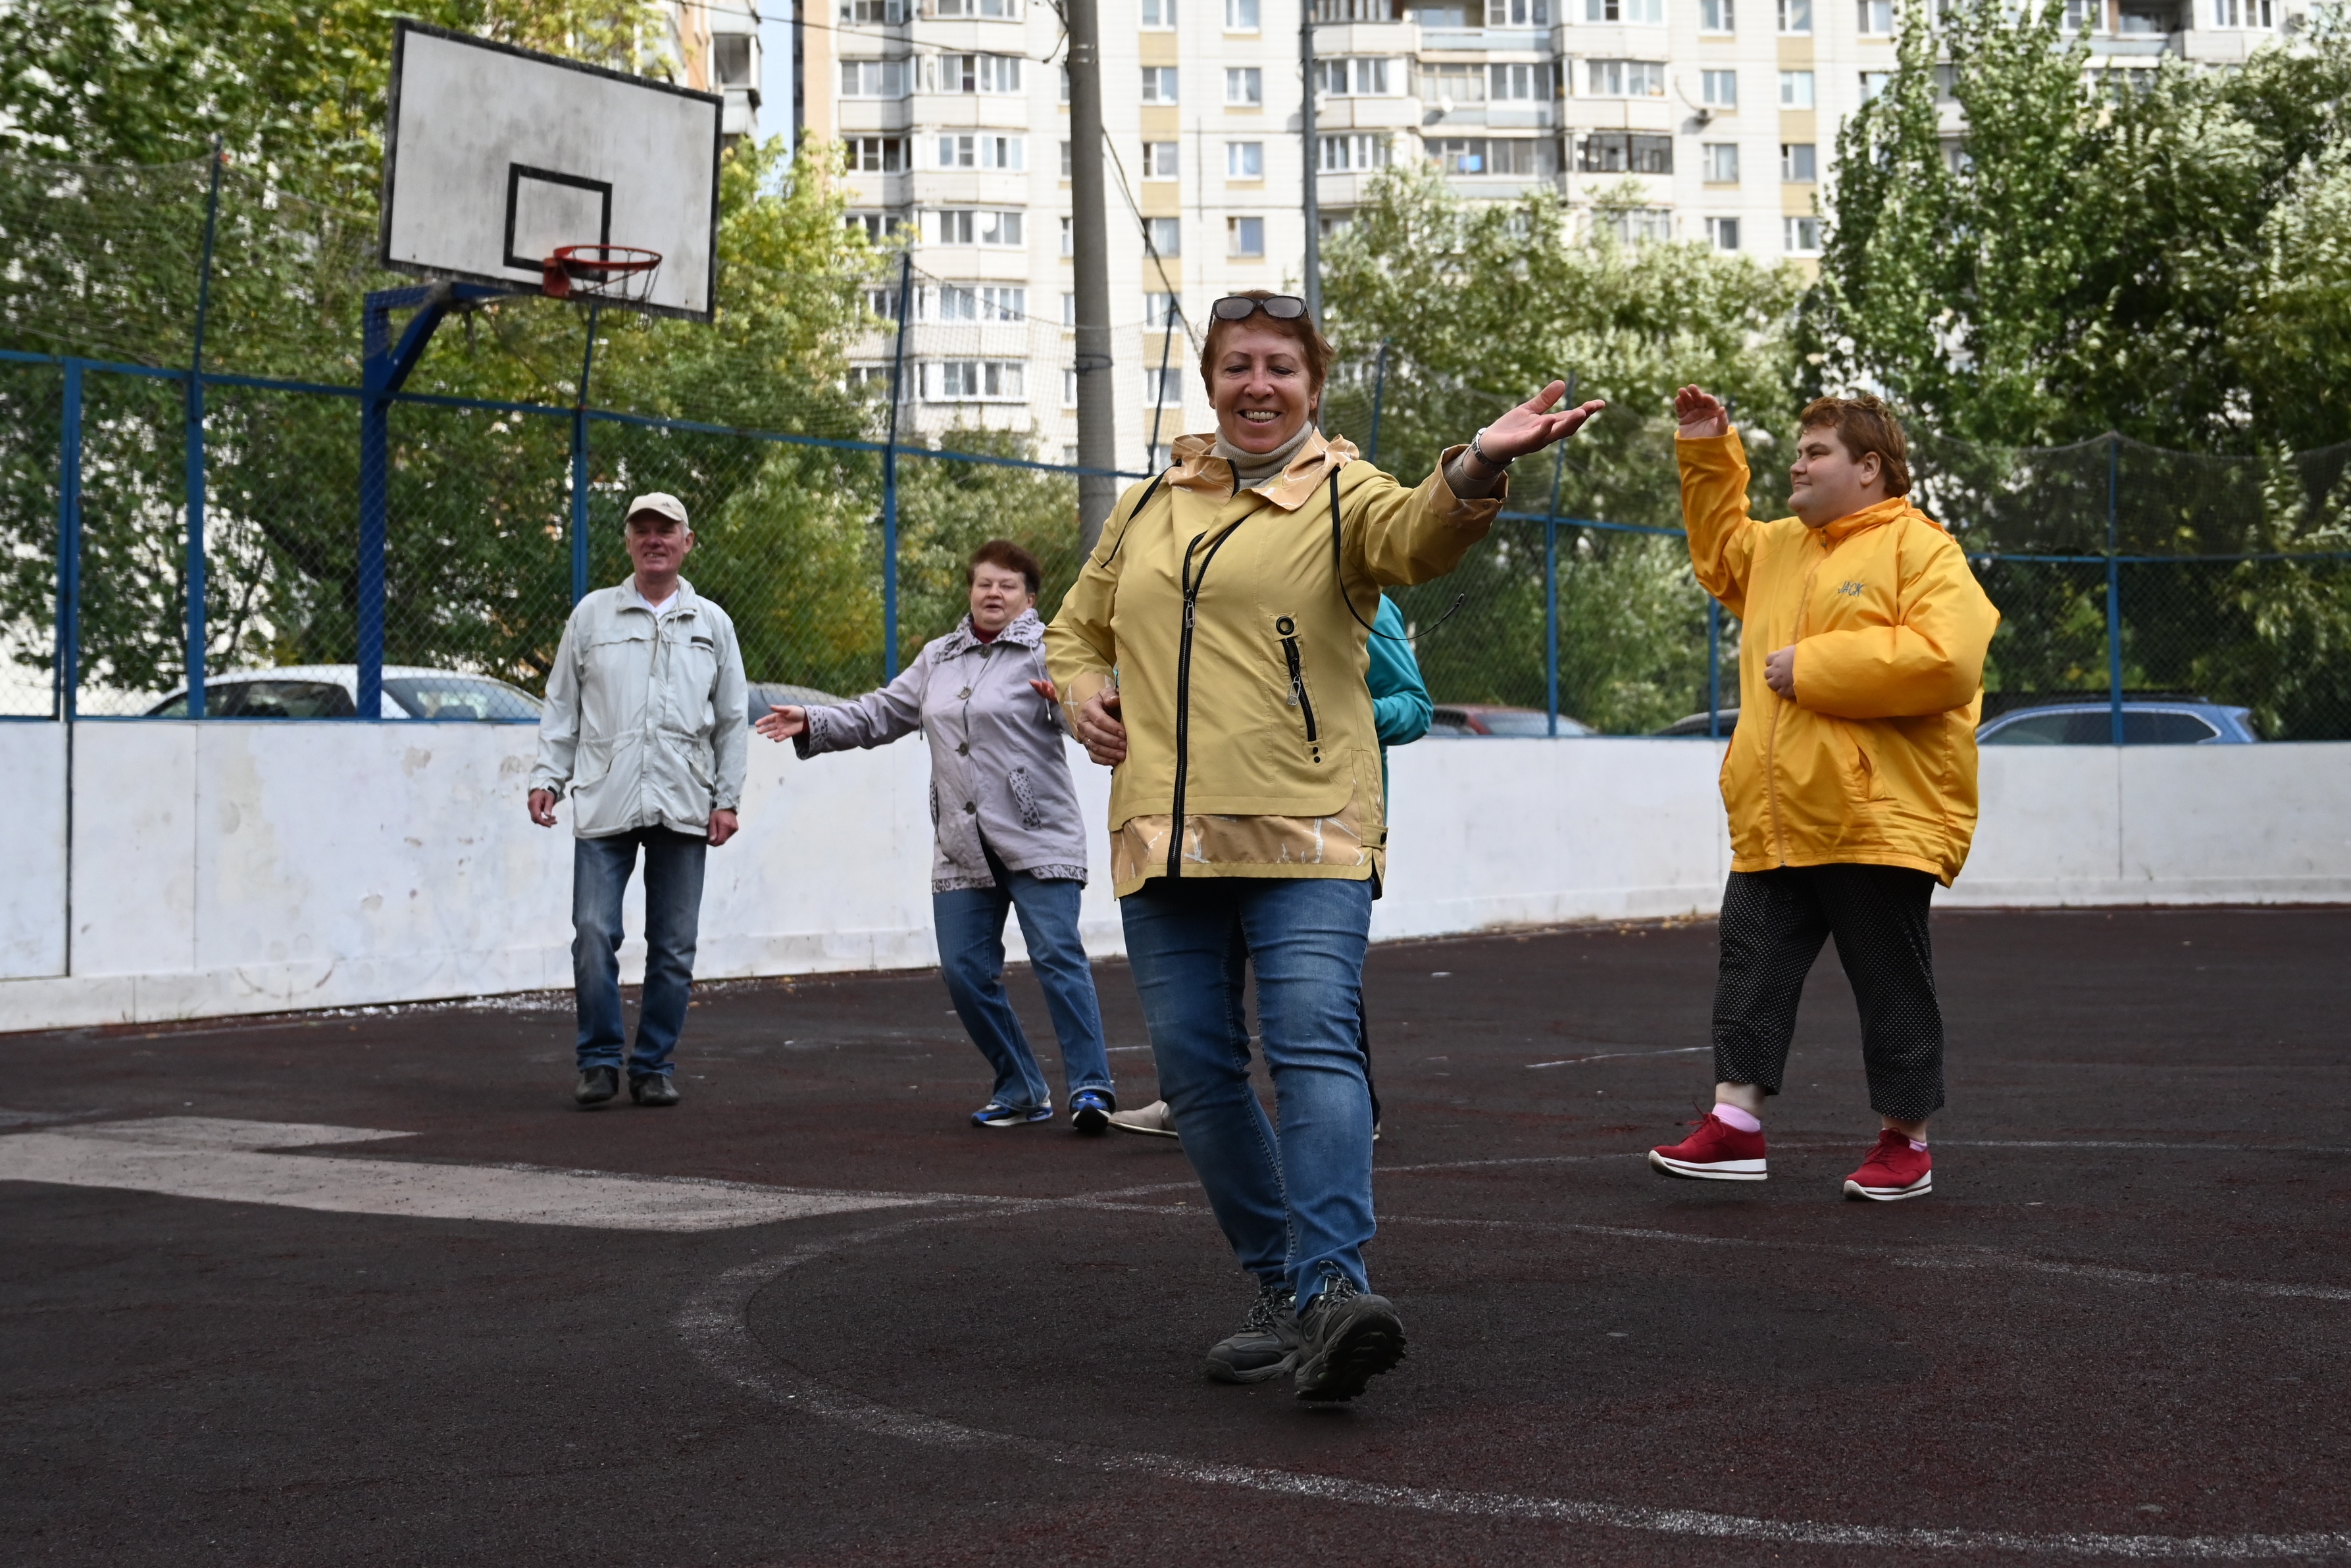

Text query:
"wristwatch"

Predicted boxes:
[[1471, 426, 1509, 472]]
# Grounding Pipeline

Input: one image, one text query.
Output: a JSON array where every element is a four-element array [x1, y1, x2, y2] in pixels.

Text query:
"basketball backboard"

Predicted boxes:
[[379, 22, 723, 321]]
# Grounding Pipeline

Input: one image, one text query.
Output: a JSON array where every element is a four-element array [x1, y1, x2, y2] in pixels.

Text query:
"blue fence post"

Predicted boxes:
[[57, 360, 84, 722], [1367, 341, 1388, 468], [184, 139, 224, 717], [1707, 599, 1722, 738], [880, 251, 913, 682], [358, 303, 392, 720], [570, 304, 599, 605], [1544, 439, 1565, 736], [2106, 433, 2123, 747]]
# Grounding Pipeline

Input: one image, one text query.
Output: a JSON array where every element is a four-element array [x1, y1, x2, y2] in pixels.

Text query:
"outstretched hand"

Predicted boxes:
[[1675, 385, 1731, 440], [1477, 382, 1608, 467], [755, 704, 808, 743]]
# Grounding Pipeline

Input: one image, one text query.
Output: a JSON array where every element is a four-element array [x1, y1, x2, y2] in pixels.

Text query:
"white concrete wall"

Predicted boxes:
[[1, 723, 2344, 1033]]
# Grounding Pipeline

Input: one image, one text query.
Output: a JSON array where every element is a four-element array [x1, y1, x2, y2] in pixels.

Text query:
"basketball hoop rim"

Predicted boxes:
[[549, 243, 663, 277]]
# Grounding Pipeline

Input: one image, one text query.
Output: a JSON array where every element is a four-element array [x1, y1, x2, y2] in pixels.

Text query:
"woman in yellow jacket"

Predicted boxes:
[[1648, 386, 1999, 1202], [1047, 291, 1603, 1402]]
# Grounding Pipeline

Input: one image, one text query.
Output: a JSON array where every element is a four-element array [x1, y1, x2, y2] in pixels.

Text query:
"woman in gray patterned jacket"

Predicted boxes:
[[755, 540, 1118, 1132]]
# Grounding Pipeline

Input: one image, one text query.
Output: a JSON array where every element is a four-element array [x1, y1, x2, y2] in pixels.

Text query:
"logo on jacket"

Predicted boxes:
[[1835, 580, 1865, 597]]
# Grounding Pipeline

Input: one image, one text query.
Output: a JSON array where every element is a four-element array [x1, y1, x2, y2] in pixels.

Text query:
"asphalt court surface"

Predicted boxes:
[[5, 905, 2348, 1565]]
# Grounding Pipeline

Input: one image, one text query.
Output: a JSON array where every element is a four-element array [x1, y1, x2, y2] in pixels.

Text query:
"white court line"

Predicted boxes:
[[0, 1117, 953, 1232], [1528, 1046, 1711, 1068], [676, 1220, 2351, 1561]]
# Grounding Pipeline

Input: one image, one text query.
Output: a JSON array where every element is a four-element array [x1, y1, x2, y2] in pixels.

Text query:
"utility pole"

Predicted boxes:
[[1299, 0, 1321, 318], [1067, 0, 1117, 552]]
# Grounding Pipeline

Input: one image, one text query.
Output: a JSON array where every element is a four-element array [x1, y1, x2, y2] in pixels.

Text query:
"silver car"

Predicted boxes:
[[143, 664, 543, 721]]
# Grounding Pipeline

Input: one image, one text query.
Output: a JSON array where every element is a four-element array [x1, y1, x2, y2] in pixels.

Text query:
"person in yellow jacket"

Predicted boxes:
[[1647, 386, 1998, 1202], [1048, 290, 1604, 1402]]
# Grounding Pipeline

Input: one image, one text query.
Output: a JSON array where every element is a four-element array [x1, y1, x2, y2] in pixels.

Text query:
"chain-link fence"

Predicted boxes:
[[7, 151, 2350, 738]]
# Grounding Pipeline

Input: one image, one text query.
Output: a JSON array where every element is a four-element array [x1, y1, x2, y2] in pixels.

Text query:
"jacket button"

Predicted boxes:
[[958, 687, 972, 699], [957, 743, 969, 755], [963, 801, 976, 813]]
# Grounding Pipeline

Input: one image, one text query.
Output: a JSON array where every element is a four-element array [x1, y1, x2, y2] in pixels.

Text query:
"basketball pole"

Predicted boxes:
[[1066, 0, 1117, 553], [570, 303, 599, 605]]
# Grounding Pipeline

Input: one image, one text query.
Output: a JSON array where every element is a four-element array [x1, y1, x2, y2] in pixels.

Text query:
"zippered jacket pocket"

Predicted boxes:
[[1275, 615, 1322, 761]]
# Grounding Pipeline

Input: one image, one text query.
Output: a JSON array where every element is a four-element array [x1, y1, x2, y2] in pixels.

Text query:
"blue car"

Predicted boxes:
[[1977, 700, 2260, 746]]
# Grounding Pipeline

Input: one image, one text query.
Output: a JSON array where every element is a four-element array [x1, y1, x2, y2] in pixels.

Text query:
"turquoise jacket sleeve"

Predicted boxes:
[[1367, 596, 1432, 749]]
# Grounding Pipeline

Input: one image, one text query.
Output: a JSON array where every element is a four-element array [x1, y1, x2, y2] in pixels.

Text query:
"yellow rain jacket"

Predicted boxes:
[[1047, 430, 1506, 898], [1680, 432, 2000, 885]]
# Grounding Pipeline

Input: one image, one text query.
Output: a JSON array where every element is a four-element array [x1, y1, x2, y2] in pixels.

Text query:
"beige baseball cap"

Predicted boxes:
[[624, 492, 689, 528]]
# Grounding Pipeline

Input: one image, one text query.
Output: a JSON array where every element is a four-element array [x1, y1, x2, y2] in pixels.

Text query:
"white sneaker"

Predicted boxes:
[[1107, 1099, 1180, 1138]]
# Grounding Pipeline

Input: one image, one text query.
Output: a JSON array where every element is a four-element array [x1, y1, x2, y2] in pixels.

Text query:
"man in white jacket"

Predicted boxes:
[[528, 493, 749, 1107]]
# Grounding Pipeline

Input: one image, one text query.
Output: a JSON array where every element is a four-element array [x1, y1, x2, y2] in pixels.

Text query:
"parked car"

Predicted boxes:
[[1654, 709, 1740, 738], [1977, 699, 2258, 746], [145, 665, 542, 721], [747, 682, 846, 726], [1427, 703, 1597, 737]]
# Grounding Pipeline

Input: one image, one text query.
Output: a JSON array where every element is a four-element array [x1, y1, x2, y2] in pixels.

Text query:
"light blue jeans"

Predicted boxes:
[[932, 864, 1114, 1112], [572, 827, 707, 1079], [1121, 874, 1377, 1307]]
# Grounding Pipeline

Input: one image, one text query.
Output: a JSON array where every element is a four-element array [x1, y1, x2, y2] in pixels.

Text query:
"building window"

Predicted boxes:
[[1227, 215, 1265, 256], [1145, 141, 1181, 178], [846, 211, 905, 241], [1584, 0, 1661, 18], [931, 53, 1023, 91], [1777, 0, 1811, 30], [1702, 68, 1738, 106], [1702, 141, 1739, 182], [1859, 70, 1892, 100], [1059, 215, 1072, 255], [1779, 69, 1814, 107], [2212, 0, 2273, 22], [1319, 132, 1395, 170], [1857, 0, 1893, 30], [1147, 215, 1182, 255], [1700, 0, 1735, 30], [1781, 141, 1817, 180], [1226, 66, 1263, 104], [1490, 62, 1550, 99], [840, 58, 910, 97], [847, 364, 894, 395], [1428, 137, 1553, 174], [1144, 366, 1186, 405], [933, 0, 1019, 13], [938, 134, 1024, 168], [1226, 0, 1261, 26], [1784, 215, 1822, 253], [925, 359, 1026, 401], [864, 284, 900, 318], [924, 284, 1026, 320], [1226, 140, 1264, 177], [1060, 140, 1071, 178], [1063, 291, 1076, 326], [1706, 216, 1740, 249], [1419, 61, 1489, 101], [1316, 57, 1395, 94], [1577, 132, 1672, 172], [1594, 206, 1672, 242], [1586, 59, 1667, 97], [839, 0, 905, 20], [1142, 0, 1176, 24], [930, 209, 1025, 246], [1486, 0, 1552, 20], [850, 137, 907, 172], [1146, 291, 1183, 326], [1142, 66, 1179, 101]]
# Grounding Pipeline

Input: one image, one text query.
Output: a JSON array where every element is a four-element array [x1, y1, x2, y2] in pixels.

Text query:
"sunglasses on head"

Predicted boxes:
[[1210, 294, 1309, 322]]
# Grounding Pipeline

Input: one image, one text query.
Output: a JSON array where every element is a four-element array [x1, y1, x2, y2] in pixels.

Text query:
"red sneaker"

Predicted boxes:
[[1648, 1114, 1767, 1182], [1843, 1130, 1933, 1201]]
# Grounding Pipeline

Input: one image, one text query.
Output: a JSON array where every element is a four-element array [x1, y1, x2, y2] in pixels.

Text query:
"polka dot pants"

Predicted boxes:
[[1711, 864, 1946, 1123]]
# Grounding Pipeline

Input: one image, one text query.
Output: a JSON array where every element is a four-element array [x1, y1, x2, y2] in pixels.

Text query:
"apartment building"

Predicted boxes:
[[662, 0, 766, 141], [805, 0, 2306, 465]]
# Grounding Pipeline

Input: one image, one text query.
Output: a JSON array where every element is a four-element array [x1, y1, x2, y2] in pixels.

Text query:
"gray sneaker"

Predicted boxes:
[[1291, 1274, 1405, 1403], [1109, 1099, 1180, 1139], [1204, 1282, 1300, 1384]]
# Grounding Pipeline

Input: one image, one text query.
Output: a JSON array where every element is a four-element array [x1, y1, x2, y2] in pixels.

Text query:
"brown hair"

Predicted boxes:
[[1198, 290, 1333, 407], [1797, 394, 1911, 496], [967, 538, 1042, 597]]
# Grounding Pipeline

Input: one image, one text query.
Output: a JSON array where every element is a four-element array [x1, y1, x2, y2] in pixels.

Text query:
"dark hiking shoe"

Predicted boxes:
[[629, 1073, 680, 1107], [1292, 1275, 1405, 1404], [574, 1067, 620, 1106], [1205, 1282, 1301, 1384]]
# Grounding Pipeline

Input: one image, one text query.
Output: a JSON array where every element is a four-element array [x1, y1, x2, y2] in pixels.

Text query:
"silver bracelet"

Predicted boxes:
[[1470, 426, 1509, 472]]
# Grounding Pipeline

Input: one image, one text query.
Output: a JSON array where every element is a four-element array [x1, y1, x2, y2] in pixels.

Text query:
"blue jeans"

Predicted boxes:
[[932, 867, 1114, 1111], [1121, 875, 1377, 1305], [572, 827, 707, 1078]]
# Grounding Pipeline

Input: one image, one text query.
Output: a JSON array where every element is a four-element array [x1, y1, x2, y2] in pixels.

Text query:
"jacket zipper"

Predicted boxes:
[[1167, 515, 1251, 880], [1276, 615, 1322, 759], [1765, 540, 1830, 864]]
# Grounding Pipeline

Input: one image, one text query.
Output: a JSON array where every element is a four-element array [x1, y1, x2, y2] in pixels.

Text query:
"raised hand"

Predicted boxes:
[[1675, 385, 1731, 440], [755, 704, 808, 743], [1477, 382, 1608, 466]]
